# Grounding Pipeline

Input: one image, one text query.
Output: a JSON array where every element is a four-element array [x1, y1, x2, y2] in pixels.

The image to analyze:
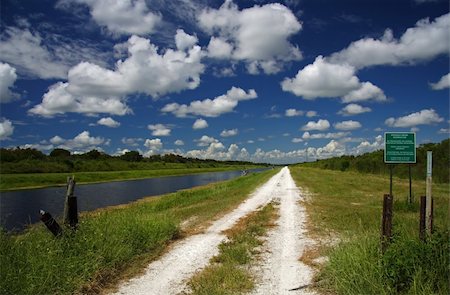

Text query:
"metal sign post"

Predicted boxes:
[[384, 132, 416, 197]]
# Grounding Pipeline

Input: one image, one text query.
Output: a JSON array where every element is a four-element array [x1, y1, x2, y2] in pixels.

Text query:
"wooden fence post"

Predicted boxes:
[[381, 194, 393, 253], [40, 210, 62, 237], [419, 196, 426, 241], [63, 176, 78, 229]]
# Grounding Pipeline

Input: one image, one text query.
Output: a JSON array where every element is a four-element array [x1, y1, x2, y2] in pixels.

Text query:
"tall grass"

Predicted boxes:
[[0, 169, 278, 295], [290, 166, 449, 295], [188, 203, 278, 295]]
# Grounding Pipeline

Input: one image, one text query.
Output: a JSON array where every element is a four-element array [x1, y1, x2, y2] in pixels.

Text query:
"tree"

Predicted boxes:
[[120, 151, 143, 162], [50, 148, 71, 158]]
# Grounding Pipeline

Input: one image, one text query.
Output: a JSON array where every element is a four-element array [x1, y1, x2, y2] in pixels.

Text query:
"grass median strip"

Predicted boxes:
[[290, 166, 449, 295], [0, 169, 278, 295], [187, 202, 278, 295]]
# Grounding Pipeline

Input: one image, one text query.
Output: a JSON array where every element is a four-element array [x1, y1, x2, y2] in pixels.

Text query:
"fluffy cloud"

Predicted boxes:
[[430, 73, 450, 90], [338, 103, 372, 116], [148, 124, 171, 136], [30, 32, 204, 117], [306, 111, 318, 117], [192, 118, 208, 129], [342, 82, 387, 103], [220, 128, 238, 137], [329, 13, 450, 69], [354, 135, 384, 155], [385, 109, 443, 127], [97, 117, 120, 128], [184, 143, 249, 162], [144, 138, 163, 150], [206, 37, 233, 59], [302, 131, 350, 140], [28, 82, 131, 117], [72, 0, 161, 36], [282, 56, 386, 102], [161, 87, 257, 117], [196, 135, 220, 147], [175, 29, 198, 51], [198, 0, 302, 74], [174, 139, 184, 146], [334, 120, 362, 130], [281, 56, 360, 99], [285, 108, 304, 117], [67, 33, 203, 98], [301, 119, 330, 131], [0, 119, 14, 140], [0, 63, 19, 103], [50, 131, 107, 151]]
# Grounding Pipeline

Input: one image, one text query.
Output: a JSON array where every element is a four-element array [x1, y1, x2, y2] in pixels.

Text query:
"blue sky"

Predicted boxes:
[[0, 0, 448, 164]]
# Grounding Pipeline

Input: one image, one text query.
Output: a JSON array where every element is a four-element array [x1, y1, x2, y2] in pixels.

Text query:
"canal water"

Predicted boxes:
[[0, 168, 267, 232]]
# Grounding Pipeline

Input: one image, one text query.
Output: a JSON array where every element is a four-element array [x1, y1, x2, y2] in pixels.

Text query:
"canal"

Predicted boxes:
[[0, 168, 267, 232]]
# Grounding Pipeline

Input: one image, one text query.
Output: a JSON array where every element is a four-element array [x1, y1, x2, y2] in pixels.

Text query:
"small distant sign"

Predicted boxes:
[[384, 132, 416, 163]]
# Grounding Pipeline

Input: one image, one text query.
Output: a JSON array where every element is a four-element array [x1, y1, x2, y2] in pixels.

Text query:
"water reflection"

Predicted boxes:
[[0, 169, 267, 232]]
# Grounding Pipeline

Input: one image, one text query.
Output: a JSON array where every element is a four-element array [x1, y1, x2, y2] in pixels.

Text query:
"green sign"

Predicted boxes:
[[384, 132, 416, 163]]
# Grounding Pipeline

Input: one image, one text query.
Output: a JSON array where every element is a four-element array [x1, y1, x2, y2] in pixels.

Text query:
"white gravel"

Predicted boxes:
[[111, 167, 288, 295], [249, 168, 315, 295]]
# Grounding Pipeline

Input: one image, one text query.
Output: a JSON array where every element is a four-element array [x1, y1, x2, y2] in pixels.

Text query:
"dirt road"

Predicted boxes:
[[111, 167, 314, 295]]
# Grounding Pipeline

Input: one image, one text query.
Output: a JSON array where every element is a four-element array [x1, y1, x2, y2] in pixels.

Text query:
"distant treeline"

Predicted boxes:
[[299, 138, 449, 183], [0, 148, 268, 174]]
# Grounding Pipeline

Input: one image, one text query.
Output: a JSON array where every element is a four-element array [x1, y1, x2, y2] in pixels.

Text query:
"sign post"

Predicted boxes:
[[384, 132, 416, 197], [426, 151, 432, 235]]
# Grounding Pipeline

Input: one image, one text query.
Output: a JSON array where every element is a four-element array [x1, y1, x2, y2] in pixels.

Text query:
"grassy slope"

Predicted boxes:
[[188, 202, 278, 295], [0, 165, 260, 191], [0, 169, 278, 295], [290, 166, 449, 295]]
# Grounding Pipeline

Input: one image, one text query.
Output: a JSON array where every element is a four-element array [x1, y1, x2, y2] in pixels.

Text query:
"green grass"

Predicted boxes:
[[188, 202, 278, 295], [0, 165, 261, 191], [0, 169, 278, 295], [290, 166, 449, 295]]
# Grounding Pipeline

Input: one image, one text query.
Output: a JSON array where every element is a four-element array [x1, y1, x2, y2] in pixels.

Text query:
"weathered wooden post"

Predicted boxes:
[[381, 194, 393, 253], [425, 151, 432, 235], [419, 195, 426, 241], [63, 176, 78, 229], [40, 210, 62, 237], [419, 195, 434, 241]]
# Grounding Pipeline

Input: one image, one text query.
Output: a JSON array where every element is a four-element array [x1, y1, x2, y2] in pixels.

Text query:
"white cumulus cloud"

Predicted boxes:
[[0, 119, 14, 140], [430, 73, 450, 90], [281, 56, 386, 102], [334, 120, 362, 131], [29, 32, 204, 117], [148, 124, 171, 136], [338, 103, 372, 116], [174, 139, 184, 146], [161, 87, 257, 118], [301, 119, 330, 131], [97, 117, 120, 128], [72, 0, 161, 36], [192, 118, 208, 129], [385, 109, 443, 127], [0, 62, 19, 103], [144, 138, 163, 152], [329, 13, 450, 69], [220, 128, 238, 137], [198, 0, 302, 74], [285, 108, 304, 117]]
